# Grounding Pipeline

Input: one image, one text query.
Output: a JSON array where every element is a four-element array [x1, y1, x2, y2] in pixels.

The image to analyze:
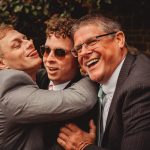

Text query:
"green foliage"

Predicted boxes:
[[0, 0, 112, 48]]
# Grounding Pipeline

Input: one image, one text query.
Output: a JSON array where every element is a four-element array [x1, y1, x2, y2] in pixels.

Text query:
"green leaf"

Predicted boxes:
[[14, 5, 23, 13]]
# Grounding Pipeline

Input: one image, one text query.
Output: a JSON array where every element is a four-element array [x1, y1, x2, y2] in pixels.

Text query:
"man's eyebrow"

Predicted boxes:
[[11, 34, 26, 42]]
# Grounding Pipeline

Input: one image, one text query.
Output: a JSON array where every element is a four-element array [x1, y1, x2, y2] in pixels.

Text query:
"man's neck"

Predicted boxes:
[[29, 73, 36, 81], [26, 70, 37, 81]]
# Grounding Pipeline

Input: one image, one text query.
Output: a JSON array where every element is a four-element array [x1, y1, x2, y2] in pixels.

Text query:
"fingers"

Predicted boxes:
[[89, 119, 96, 140], [57, 137, 66, 148], [59, 132, 69, 141], [65, 123, 81, 132], [60, 126, 72, 136], [89, 119, 96, 133], [57, 137, 77, 150]]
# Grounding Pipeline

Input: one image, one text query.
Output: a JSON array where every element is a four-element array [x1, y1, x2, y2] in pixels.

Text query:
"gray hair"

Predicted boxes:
[[71, 14, 122, 37]]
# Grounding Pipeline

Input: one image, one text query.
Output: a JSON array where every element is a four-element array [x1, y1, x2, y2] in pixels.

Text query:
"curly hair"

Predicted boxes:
[[45, 14, 76, 40]]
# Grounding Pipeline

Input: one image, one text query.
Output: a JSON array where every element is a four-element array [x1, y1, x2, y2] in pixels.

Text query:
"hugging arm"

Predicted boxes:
[[0, 69, 98, 123]]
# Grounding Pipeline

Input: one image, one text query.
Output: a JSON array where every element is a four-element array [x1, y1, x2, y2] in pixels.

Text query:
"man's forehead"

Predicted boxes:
[[0, 30, 24, 50], [4, 30, 24, 41], [74, 25, 102, 45]]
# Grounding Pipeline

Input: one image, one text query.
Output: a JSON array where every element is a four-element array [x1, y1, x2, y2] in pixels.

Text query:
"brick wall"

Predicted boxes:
[[125, 29, 150, 53], [105, 0, 150, 54], [118, 15, 150, 54]]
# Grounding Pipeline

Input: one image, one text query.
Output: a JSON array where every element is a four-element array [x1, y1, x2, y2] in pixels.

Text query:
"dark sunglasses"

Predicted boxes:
[[40, 45, 71, 57]]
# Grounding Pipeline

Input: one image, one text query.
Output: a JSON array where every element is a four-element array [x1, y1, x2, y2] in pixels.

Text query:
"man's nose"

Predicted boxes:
[[24, 39, 34, 49], [46, 50, 55, 61]]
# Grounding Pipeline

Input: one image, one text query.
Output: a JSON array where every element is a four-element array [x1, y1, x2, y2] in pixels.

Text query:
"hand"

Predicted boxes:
[[57, 119, 96, 150]]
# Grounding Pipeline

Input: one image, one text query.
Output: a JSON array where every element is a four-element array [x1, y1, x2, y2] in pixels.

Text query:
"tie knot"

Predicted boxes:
[[98, 86, 106, 99]]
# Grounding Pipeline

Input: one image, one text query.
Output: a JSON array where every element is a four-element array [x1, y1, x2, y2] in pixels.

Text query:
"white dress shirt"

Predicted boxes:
[[101, 59, 125, 131], [48, 81, 70, 91]]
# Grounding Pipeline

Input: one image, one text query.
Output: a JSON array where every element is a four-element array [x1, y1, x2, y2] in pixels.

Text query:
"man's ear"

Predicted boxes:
[[0, 57, 7, 69], [115, 31, 125, 48]]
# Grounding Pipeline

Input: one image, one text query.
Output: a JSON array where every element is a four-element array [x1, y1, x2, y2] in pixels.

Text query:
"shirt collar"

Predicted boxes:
[[49, 80, 70, 91], [102, 58, 125, 96]]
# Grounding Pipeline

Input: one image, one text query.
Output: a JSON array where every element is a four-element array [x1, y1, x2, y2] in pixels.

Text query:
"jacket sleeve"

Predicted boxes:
[[0, 69, 98, 123]]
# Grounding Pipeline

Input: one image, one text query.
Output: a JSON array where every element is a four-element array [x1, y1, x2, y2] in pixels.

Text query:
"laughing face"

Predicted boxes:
[[43, 35, 79, 85], [0, 30, 42, 73], [74, 24, 126, 83]]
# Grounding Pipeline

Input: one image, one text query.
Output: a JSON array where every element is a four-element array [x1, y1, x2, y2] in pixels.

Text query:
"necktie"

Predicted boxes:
[[97, 86, 106, 146]]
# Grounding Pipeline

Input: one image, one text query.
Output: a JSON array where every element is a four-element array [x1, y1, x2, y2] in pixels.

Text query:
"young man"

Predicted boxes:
[[57, 14, 150, 150], [36, 16, 81, 90], [0, 24, 98, 150], [35, 16, 98, 149]]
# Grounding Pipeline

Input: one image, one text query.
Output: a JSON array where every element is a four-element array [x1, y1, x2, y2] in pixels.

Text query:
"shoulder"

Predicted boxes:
[[116, 53, 150, 100], [0, 69, 36, 97], [128, 53, 150, 84], [0, 69, 34, 84]]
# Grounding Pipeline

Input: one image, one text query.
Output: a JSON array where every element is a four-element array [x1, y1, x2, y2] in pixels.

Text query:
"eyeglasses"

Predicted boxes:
[[40, 45, 71, 57], [71, 32, 117, 57]]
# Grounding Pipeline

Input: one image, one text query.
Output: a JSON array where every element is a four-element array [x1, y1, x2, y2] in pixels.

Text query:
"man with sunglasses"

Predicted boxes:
[[0, 24, 98, 150], [57, 14, 150, 150], [35, 16, 98, 149], [37, 16, 80, 90]]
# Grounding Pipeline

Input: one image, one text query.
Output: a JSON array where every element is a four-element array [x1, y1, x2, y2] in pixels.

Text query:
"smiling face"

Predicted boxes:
[[43, 34, 79, 85], [74, 24, 127, 83], [0, 30, 42, 75]]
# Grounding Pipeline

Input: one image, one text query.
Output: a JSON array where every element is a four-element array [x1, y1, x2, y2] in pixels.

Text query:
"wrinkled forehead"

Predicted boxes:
[[73, 24, 103, 44]]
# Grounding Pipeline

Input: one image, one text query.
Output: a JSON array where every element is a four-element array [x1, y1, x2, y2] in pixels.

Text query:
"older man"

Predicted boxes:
[[57, 14, 150, 150], [0, 24, 98, 150]]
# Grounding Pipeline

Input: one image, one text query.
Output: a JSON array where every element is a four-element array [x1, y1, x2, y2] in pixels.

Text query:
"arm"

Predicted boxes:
[[0, 69, 98, 123]]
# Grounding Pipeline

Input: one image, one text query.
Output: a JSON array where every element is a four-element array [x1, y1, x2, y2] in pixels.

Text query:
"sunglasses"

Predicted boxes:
[[40, 45, 71, 57]]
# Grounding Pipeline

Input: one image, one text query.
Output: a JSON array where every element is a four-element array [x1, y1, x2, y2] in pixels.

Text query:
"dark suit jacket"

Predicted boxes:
[[84, 53, 150, 150], [36, 69, 98, 150]]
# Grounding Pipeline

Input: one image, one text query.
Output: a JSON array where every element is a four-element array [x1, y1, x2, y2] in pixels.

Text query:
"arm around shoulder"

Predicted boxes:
[[0, 70, 98, 123]]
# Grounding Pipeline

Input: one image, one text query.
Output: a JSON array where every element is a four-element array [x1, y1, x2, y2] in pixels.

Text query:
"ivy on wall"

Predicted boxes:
[[0, 0, 112, 49]]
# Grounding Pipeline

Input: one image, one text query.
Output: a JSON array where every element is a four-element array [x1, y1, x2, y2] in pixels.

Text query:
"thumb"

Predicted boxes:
[[89, 119, 96, 140]]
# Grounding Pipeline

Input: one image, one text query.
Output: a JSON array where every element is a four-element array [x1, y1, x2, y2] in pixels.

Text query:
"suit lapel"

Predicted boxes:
[[103, 53, 136, 137]]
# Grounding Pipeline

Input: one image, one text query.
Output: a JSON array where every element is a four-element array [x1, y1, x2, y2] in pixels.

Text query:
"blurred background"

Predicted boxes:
[[0, 0, 149, 54]]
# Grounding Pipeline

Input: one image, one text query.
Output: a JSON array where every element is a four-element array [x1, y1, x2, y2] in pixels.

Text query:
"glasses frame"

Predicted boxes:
[[71, 31, 117, 57], [40, 45, 71, 58]]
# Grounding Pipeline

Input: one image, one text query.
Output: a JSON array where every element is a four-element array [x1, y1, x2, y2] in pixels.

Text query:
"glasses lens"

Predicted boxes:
[[86, 38, 97, 46], [71, 50, 78, 57], [45, 47, 51, 54], [55, 49, 66, 57], [40, 46, 51, 56]]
